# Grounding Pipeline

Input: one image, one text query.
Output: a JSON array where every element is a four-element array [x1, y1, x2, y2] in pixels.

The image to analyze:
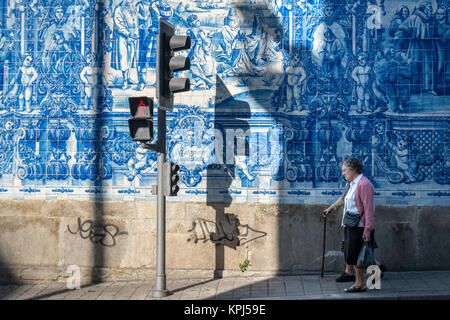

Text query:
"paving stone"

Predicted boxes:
[[0, 285, 20, 299], [35, 284, 68, 300], [1, 271, 450, 300], [320, 277, 339, 290], [95, 283, 125, 300], [198, 288, 218, 300], [129, 283, 153, 300], [16, 284, 49, 300], [432, 274, 450, 287], [180, 290, 200, 299], [163, 292, 182, 300], [302, 276, 322, 294], [377, 279, 393, 290], [234, 290, 251, 299], [234, 279, 252, 291], [399, 276, 431, 290], [63, 287, 92, 300], [421, 276, 450, 290], [252, 279, 268, 290], [388, 277, 413, 291], [285, 278, 304, 296], [268, 289, 286, 297], [216, 280, 235, 295], [79, 285, 110, 300], [112, 283, 141, 300]]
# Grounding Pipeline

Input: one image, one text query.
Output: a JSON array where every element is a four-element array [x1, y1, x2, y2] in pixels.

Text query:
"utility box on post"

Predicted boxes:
[[163, 161, 180, 196]]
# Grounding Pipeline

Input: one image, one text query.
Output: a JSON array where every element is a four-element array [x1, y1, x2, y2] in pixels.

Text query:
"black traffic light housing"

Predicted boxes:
[[157, 18, 191, 111], [128, 97, 154, 142], [164, 162, 180, 196]]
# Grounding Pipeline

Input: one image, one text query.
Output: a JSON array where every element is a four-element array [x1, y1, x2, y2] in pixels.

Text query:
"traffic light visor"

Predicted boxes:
[[128, 119, 153, 142], [169, 35, 191, 51], [169, 56, 190, 72]]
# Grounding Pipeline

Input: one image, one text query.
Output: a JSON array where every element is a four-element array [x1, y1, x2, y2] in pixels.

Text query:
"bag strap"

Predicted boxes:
[[340, 182, 350, 199], [360, 210, 365, 220]]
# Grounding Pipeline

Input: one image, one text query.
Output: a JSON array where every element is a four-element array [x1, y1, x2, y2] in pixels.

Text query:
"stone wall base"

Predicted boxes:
[[0, 200, 448, 284]]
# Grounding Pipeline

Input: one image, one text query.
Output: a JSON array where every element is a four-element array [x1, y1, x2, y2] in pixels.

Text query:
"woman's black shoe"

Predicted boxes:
[[336, 272, 356, 282], [344, 285, 367, 293]]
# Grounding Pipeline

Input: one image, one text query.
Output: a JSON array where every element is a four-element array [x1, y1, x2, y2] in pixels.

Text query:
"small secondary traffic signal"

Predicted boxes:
[[157, 18, 191, 111], [128, 97, 154, 142], [163, 162, 180, 196]]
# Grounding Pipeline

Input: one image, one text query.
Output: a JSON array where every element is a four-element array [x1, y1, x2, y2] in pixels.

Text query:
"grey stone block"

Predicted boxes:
[[416, 206, 450, 269]]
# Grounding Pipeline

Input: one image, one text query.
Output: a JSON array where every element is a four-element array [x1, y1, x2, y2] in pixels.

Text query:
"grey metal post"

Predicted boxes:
[[152, 108, 169, 298]]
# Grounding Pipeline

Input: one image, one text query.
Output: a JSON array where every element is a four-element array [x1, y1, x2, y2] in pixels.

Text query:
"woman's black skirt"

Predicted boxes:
[[343, 227, 377, 266]]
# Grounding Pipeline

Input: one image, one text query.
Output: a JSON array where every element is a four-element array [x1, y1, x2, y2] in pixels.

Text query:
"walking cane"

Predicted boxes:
[[321, 214, 327, 277]]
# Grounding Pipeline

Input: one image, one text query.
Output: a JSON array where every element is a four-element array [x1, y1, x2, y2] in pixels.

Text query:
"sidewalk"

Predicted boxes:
[[1, 270, 449, 300]]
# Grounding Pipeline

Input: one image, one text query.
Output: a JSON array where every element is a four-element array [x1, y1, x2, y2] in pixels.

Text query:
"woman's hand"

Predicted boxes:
[[363, 232, 371, 242], [322, 207, 332, 217]]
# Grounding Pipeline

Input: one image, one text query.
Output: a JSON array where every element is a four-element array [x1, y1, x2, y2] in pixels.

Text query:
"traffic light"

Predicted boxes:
[[157, 18, 191, 111], [163, 162, 180, 196], [128, 97, 154, 142]]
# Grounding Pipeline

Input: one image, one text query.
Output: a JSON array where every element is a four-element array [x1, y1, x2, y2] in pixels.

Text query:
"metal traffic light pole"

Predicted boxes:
[[128, 96, 167, 296], [153, 107, 168, 298], [131, 18, 190, 298], [152, 17, 170, 299], [137, 105, 168, 298]]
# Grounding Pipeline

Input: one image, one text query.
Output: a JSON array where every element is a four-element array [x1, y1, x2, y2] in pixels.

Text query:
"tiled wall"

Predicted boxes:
[[0, 0, 448, 205]]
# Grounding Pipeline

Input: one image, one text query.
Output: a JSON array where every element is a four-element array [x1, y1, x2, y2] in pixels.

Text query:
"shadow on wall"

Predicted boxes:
[[205, 0, 345, 277], [63, 3, 108, 284], [207, 75, 251, 278], [90, 2, 108, 283], [0, 253, 18, 285]]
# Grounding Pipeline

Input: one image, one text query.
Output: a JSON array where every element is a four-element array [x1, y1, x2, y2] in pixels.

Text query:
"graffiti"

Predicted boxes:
[[187, 213, 267, 249], [67, 218, 128, 247]]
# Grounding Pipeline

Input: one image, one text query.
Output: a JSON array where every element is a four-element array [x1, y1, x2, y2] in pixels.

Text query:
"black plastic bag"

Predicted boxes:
[[357, 241, 376, 269]]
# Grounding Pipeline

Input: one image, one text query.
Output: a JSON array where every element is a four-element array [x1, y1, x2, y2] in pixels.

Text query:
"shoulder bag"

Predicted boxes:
[[343, 210, 365, 228]]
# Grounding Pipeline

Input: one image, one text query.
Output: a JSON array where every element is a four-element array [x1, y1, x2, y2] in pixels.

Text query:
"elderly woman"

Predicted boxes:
[[323, 158, 382, 292]]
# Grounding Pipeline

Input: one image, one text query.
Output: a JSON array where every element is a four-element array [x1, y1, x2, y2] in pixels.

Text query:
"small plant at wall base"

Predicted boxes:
[[239, 259, 251, 272]]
